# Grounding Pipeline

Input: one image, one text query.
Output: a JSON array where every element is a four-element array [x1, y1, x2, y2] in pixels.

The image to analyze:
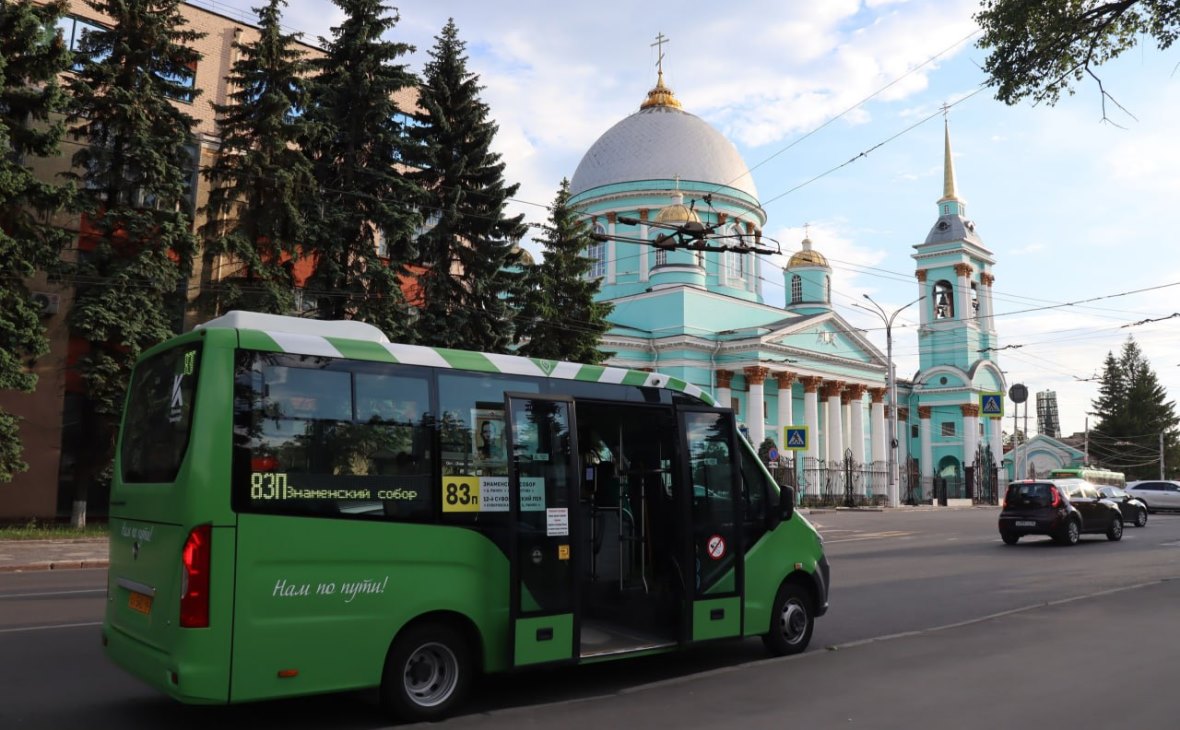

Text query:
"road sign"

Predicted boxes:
[[783, 426, 808, 451], [1008, 383, 1028, 403], [979, 392, 1004, 418]]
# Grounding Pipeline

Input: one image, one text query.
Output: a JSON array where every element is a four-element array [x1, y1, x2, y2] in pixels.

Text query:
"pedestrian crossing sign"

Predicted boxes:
[[783, 426, 809, 451], [980, 392, 1003, 417]]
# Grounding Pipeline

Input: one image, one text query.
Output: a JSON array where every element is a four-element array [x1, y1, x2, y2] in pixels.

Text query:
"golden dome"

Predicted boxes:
[[639, 71, 683, 110], [787, 237, 828, 268], [654, 191, 700, 224]]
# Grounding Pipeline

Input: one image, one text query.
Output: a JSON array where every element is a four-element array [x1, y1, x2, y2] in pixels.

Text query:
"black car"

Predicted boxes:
[[1096, 486, 1149, 527], [998, 480, 1123, 545]]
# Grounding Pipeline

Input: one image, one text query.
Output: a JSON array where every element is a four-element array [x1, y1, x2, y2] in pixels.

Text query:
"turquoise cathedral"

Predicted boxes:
[[567, 68, 1007, 502]]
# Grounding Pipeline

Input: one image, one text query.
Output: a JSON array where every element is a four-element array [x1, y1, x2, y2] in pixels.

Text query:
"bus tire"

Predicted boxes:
[[380, 622, 471, 723], [762, 581, 814, 657]]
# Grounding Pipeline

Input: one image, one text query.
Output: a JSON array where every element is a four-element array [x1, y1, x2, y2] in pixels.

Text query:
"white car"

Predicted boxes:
[[1124, 480, 1180, 512]]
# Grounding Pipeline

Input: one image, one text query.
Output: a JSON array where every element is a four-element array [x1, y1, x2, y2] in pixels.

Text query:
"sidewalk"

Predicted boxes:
[[0, 538, 109, 573]]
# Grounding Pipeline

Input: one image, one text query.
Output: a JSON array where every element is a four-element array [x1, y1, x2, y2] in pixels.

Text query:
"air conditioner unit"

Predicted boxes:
[[31, 291, 60, 316]]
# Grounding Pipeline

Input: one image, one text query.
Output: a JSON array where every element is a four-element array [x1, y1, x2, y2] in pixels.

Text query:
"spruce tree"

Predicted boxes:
[[64, 0, 203, 523], [0, 0, 73, 482], [516, 179, 613, 363], [408, 19, 527, 353], [201, 0, 315, 315], [299, 0, 421, 338], [1089, 337, 1180, 479]]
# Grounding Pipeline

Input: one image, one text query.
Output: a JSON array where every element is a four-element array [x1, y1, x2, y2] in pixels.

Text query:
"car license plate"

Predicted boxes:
[[128, 591, 153, 615], [1015, 520, 1035, 527]]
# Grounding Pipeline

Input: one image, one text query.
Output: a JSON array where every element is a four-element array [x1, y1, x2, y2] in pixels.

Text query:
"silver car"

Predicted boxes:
[[1124, 480, 1180, 513]]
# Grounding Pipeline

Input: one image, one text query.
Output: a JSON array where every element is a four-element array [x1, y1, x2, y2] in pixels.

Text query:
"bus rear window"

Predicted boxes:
[[120, 344, 201, 483]]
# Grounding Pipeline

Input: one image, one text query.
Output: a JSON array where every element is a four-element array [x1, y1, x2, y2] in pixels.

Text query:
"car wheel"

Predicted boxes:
[[1055, 519, 1080, 546], [1000, 531, 1019, 545], [380, 622, 471, 723], [762, 581, 814, 656], [1135, 508, 1148, 527], [1107, 515, 1123, 541]]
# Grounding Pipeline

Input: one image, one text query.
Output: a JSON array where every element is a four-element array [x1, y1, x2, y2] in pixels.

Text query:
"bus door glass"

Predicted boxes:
[[679, 408, 744, 642], [505, 393, 580, 667]]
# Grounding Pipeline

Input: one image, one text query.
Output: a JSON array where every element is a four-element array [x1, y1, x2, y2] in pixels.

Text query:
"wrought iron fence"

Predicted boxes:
[[768, 453, 889, 508]]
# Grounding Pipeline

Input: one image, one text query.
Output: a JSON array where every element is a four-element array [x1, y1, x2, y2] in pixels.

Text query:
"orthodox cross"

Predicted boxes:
[[651, 32, 669, 75]]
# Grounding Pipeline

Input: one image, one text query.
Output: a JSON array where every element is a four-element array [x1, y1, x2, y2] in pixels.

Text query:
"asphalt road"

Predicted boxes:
[[2, 507, 1179, 729]]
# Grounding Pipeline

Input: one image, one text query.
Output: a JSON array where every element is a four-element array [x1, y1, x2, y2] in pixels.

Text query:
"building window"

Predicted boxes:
[[971, 282, 980, 317], [375, 227, 389, 258], [588, 224, 606, 278], [654, 247, 667, 267], [160, 61, 197, 103], [56, 15, 106, 68], [413, 209, 441, 243], [911, 424, 919, 439], [942, 422, 956, 437], [790, 274, 802, 304], [730, 397, 740, 415]]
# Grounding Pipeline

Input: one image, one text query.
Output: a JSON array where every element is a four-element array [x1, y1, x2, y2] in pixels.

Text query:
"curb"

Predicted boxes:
[[0, 559, 109, 573]]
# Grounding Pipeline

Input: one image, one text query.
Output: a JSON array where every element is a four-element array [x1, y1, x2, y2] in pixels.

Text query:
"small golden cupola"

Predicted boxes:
[[654, 191, 700, 225], [640, 69, 683, 110], [787, 236, 829, 268]]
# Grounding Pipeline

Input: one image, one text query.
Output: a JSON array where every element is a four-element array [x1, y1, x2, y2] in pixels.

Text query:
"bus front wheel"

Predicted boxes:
[[381, 622, 471, 722], [762, 582, 814, 657]]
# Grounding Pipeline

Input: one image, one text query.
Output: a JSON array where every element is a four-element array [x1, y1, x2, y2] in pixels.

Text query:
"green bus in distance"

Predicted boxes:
[[102, 311, 830, 722], [1047, 467, 1125, 487]]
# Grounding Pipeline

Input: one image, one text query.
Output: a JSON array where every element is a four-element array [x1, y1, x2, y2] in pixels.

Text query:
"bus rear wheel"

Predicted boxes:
[[381, 623, 471, 723], [762, 582, 814, 656]]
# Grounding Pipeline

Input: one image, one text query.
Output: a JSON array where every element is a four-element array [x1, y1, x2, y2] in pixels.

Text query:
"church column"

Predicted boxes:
[[981, 272, 996, 332], [990, 416, 1006, 491], [919, 406, 933, 501], [801, 376, 823, 465], [607, 212, 619, 284], [869, 387, 886, 466], [715, 369, 733, 411], [916, 269, 929, 328], [775, 371, 796, 438], [744, 366, 769, 447], [955, 263, 973, 322], [898, 407, 911, 470], [636, 208, 649, 283], [823, 381, 845, 463], [847, 385, 867, 469], [961, 403, 980, 465]]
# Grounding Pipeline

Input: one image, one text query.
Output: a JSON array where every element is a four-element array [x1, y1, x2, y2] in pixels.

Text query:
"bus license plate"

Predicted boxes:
[[1015, 520, 1035, 527], [128, 591, 153, 615]]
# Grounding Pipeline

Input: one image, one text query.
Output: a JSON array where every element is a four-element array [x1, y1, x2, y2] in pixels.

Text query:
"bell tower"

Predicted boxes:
[[912, 114, 997, 372]]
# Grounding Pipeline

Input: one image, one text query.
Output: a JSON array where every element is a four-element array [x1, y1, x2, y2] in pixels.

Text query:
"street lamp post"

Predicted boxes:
[[857, 294, 924, 508]]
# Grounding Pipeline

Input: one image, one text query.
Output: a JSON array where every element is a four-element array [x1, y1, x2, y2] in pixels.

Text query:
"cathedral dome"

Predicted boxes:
[[569, 75, 757, 199]]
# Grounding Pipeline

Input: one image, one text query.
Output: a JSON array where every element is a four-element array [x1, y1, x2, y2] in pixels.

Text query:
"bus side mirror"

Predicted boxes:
[[769, 486, 794, 529], [782, 485, 795, 522]]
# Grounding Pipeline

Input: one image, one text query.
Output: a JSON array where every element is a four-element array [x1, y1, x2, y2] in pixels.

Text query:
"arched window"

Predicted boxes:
[[970, 282, 980, 318], [655, 248, 668, 267], [933, 280, 955, 319], [790, 274, 802, 304], [588, 224, 606, 279]]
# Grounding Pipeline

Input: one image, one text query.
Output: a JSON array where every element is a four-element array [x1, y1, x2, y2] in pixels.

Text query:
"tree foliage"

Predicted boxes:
[[201, 0, 316, 315], [64, 0, 204, 519], [407, 19, 527, 353], [1088, 336, 1180, 479], [975, 0, 1180, 112], [0, 0, 73, 482], [299, 0, 421, 338], [515, 179, 613, 363]]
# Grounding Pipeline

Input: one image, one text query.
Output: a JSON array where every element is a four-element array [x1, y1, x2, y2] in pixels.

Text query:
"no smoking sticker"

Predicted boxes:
[[707, 534, 726, 560]]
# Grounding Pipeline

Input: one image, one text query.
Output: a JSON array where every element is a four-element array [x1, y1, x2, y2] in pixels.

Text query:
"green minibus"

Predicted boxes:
[[102, 311, 829, 721]]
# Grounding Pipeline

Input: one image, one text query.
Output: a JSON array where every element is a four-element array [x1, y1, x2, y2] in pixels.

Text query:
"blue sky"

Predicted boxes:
[[200, 0, 1180, 438]]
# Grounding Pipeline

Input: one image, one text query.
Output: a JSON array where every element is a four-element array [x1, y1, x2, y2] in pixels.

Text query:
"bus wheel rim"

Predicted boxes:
[[403, 642, 459, 707], [780, 600, 807, 645]]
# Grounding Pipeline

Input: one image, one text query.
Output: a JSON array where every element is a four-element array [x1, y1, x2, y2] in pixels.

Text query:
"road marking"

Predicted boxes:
[[0, 621, 102, 635], [0, 588, 105, 600], [823, 530, 913, 544]]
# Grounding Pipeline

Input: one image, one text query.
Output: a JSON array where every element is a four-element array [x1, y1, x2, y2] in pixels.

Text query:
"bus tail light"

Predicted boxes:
[[180, 524, 212, 628]]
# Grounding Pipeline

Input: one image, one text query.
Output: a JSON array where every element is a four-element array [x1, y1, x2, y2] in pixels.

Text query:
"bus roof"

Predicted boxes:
[[197, 310, 716, 406]]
